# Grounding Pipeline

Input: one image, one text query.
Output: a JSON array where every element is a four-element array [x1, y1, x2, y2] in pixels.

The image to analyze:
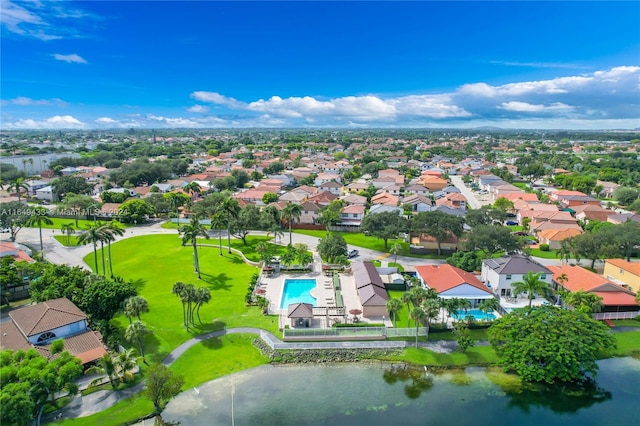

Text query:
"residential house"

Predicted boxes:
[[481, 254, 552, 299], [307, 190, 339, 206], [341, 193, 367, 206], [415, 264, 494, 308], [607, 213, 640, 225], [298, 201, 321, 225], [417, 175, 448, 191], [404, 184, 430, 196], [596, 180, 620, 199], [410, 234, 461, 254], [26, 180, 50, 198], [604, 259, 640, 293], [537, 228, 584, 250], [368, 204, 403, 216], [436, 193, 467, 210], [432, 186, 460, 200], [340, 204, 365, 227], [318, 181, 343, 196], [549, 265, 638, 318], [352, 261, 389, 318], [0, 297, 107, 364], [345, 181, 370, 193], [35, 185, 54, 202], [371, 192, 399, 206], [573, 204, 616, 222], [0, 241, 35, 263], [314, 172, 341, 186], [403, 193, 433, 213]]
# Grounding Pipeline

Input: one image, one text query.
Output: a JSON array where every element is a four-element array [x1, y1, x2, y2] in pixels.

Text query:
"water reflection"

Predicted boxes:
[[382, 364, 434, 399]]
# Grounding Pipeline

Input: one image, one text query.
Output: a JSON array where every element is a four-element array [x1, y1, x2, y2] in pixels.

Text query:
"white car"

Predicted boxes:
[[1, 228, 10, 233]]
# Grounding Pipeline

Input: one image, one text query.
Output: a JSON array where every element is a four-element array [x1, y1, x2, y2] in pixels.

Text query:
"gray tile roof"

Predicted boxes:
[[483, 254, 551, 275]]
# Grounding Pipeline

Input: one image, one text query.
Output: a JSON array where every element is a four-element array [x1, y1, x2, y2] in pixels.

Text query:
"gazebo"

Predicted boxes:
[[287, 303, 314, 328]]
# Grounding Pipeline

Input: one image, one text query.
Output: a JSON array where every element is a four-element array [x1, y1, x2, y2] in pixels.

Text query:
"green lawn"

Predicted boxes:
[[54, 235, 82, 247], [391, 345, 500, 366], [294, 229, 447, 259], [54, 394, 153, 426], [28, 217, 132, 230], [388, 290, 411, 328], [83, 234, 278, 364], [527, 248, 561, 259], [169, 334, 269, 389]]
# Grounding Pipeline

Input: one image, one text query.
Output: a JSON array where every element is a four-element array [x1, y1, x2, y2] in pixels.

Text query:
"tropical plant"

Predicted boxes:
[[179, 215, 209, 279], [26, 207, 53, 257], [77, 224, 107, 275], [402, 291, 414, 328], [386, 298, 403, 328], [61, 222, 75, 246], [193, 287, 211, 324], [165, 192, 190, 224], [390, 243, 403, 264], [7, 177, 29, 204], [209, 211, 225, 256], [102, 221, 125, 277], [512, 271, 549, 309], [145, 364, 184, 414], [172, 282, 188, 329], [123, 296, 149, 324], [410, 306, 426, 348], [184, 181, 202, 198], [114, 348, 138, 382], [453, 322, 476, 353], [85, 353, 118, 389], [125, 320, 149, 358], [563, 291, 604, 314], [282, 202, 302, 246], [219, 196, 240, 253], [477, 298, 500, 321]]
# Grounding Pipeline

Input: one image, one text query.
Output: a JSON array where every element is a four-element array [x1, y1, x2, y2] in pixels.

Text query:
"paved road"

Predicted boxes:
[[450, 175, 493, 210]]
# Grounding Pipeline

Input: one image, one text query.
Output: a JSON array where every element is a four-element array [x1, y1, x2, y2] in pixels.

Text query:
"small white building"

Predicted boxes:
[[35, 185, 54, 202], [481, 254, 552, 298]]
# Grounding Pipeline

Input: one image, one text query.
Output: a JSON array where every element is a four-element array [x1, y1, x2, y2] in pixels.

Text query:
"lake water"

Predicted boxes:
[[161, 357, 640, 425]]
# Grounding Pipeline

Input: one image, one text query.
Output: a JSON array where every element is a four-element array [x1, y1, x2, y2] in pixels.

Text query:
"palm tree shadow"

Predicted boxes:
[[200, 273, 233, 291]]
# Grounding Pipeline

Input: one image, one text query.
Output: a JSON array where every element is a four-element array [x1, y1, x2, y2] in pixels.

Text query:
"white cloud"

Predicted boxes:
[[52, 53, 87, 64], [96, 117, 116, 123], [5, 115, 86, 129], [499, 102, 574, 112], [1, 96, 68, 106], [190, 91, 245, 109], [187, 105, 209, 113]]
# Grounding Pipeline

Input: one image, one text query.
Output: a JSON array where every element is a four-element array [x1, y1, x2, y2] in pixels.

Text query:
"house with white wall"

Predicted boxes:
[[481, 254, 552, 298]]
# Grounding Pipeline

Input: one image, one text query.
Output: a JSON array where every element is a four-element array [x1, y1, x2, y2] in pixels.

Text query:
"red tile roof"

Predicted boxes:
[[415, 264, 491, 294], [9, 298, 86, 337]]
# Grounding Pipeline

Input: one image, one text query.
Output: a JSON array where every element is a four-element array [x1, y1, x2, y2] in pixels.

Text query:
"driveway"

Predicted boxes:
[[450, 175, 493, 210]]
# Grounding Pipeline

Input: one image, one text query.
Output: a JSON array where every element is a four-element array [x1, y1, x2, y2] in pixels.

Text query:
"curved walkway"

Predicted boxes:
[[48, 327, 460, 421]]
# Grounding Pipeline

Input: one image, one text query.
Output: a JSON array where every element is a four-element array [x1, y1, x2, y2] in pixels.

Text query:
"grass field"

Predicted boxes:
[[83, 234, 278, 364], [526, 248, 561, 259], [54, 235, 82, 247], [28, 217, 132, 230]]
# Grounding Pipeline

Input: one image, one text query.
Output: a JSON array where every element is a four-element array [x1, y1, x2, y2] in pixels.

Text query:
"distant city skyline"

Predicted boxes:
[[1, 1, 639, 130]]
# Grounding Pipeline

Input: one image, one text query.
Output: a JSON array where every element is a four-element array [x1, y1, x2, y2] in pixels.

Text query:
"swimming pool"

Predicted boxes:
[[453, 308, 496, 321], [280, 279, 317, 309]]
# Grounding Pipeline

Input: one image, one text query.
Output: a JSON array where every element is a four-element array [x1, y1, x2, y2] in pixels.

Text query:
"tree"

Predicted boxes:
[[421, 298, 440, 339], [605, 221, 640, 261], [477, 298, 500, 321], [453, 322, 476, 353], [85, 353, 118, 389], [493, 197, 515, 213], [256, 241, 275, 266], [210, 211, 226, 255], [463, 224, 522, 259], [361, 211, 407, 250], [566, 231, 613, 269], [411, 211, 464, 255], [193, 287, 211, 324], [184, 181, 202, 198], [293, 243, 313, 266], [172, 282, 188, 329], [512, 271, 549, 310], [101, 221, 125, 277], [410, 306, 426, 347], [262, 192, 278, 204], [78, 224, 108, 274], [179, 216, 209, 279], [117, 199, 155, 224], [59, 193, 95, 226], [125, 320, 149, 358], [446, 251, 482, 272], [317, 206, 341, 235], [219, 196, 240, 253], [145, 363, 185, 414], [488, 306, 616, 383], [0, 201, 31, 242], [402, 291, 414, 328], [230, 204, 261, 245], [165, 192, 190, 224], [6, 177, 29, 204], [316, 233, 348, 264], [613, 187, 639, 206], [465, 205, 506, 227], [124, 295, 150, 323], [61, 222, 75, 245], [78, 277, 137, 322], [563, 291, 604, 314], [26, 207, 53, 257], [114, 348, 138, 382], [390, 243, 403, 264], [282, 202, 302, 246], [52, 175, 94, 199], [0, 348, 82, 426], [386, 298, 403, 328]]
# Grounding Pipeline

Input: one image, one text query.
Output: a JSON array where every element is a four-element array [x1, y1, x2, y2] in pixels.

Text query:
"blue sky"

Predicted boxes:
[[1, 1, 639, 130]]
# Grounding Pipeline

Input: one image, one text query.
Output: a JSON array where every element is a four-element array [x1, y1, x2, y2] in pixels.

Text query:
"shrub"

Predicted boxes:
[[539, 243, 550, 251]]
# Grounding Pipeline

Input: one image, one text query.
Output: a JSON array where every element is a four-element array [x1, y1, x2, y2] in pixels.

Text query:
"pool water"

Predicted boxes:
[[280, 279, 317, 309], [453, 308, 496, 321]]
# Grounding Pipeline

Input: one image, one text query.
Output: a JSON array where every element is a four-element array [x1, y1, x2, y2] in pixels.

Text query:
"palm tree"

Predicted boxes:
[[282, 202, 302, 246], [172, 282, 188, 328], [512, 271, 549, 310], [102, 222, 125, 277], [386, 298, 403, 328], [410, 306, 426, 348], [422, 298, 440, 340], [26, 207, 53, 257], [114, 348, 138, 382], [77, 224, 107, 274], [166, 192, 188, 224], [209, 211, 225, 256], [61, 222, 75, 246], [179, 216, 210, 279], [270, 224, 284, 245], [219, 196, 240, 254], [125, 320, 149, 358], [7, 177, 29, 204], [390, 243, 403, 264], [184, 181, 202, 198], [402, 291, 414, 328], [194, 287, 211, 324], [184, 284, 198, 325], [478, 298, 500, 321], [124, 296, 149, 324], [85, 353, 118, 389], [564, 291, 604, 314]]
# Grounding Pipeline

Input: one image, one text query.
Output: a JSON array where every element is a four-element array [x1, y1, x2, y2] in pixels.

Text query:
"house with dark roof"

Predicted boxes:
[[481, 254, 552, 299], [415, 264, 494, 308], [352, 261, 389, 318], [0, 297, 107, 364], [549, 265, 639, 318]]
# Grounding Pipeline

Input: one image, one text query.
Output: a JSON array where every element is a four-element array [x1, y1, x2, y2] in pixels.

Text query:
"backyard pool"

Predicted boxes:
[[280, 279, 317, 309], [453, 308, 496, 321]]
